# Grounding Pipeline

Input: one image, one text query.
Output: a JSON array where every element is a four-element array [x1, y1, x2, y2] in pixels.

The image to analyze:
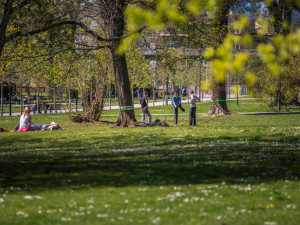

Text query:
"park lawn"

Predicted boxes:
[[0, 102, 299, 225]]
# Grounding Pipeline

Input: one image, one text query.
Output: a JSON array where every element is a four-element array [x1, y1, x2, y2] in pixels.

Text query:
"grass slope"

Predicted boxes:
[[0, 101, 299, 225]]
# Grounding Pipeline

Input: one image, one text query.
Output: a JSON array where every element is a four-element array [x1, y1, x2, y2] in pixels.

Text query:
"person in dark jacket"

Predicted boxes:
[[140, 92, 151, 123]]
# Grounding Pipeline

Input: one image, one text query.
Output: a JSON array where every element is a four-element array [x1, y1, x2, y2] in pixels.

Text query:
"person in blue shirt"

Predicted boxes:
[[171, 91, 185, 125]]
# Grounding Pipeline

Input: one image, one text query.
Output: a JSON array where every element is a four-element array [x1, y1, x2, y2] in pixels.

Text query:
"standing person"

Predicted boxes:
[[182, 88, 186, 97], [171, 91, 185, 125], [18, 107, 32, 132], [137, 88, 142, 98], [140, 92, 151, 123], [189, 90, 201, 126], [153, 88, 157, 101]]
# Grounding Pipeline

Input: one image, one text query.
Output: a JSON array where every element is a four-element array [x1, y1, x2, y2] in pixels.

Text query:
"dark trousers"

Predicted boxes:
[[44, 104, 51, 114], [173, 107, 178, 125], [142, 107, 151, 123], [189, 107, 197, 125]]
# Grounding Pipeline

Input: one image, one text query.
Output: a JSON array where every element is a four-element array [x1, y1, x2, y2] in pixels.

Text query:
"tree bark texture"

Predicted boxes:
[[103, 1, 136, 127], [208, 77, 231, 115], [111, 50, 136, 127], [208, 0, 233, 115]]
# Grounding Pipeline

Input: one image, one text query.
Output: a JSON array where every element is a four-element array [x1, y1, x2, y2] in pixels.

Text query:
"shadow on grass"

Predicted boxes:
[[0, 131, 299, 191]]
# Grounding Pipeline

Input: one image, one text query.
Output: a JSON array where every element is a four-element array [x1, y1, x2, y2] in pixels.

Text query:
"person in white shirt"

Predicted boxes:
[[189, 90, 200, 126], [18, 107, 32, 131]]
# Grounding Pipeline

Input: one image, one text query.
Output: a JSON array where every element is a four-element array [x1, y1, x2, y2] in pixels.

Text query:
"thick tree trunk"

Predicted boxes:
[[208, 0, 232, 115], [111, 50, 136, 127], [208, 76, 231, 115], [104, 1, 137, 127]]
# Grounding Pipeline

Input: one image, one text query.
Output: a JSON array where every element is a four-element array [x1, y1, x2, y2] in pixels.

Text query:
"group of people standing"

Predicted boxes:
[[140, 90, 200, 126]]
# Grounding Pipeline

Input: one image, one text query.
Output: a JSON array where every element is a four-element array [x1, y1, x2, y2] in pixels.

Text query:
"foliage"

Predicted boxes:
[[248, 55, 300, 111], [126, 42, 152, 88], [124, 0, 300, 88]]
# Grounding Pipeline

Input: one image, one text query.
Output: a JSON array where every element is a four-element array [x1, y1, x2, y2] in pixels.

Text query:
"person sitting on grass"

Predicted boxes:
[[18, 107, 32, 132], [14, 94, 21, 104], [189, 90, 201, 126], [172, 91, 185, 125], [140, 92, 151, 123]]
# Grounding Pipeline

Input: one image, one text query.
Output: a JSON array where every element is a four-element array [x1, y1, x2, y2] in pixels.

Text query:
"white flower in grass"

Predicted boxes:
[[97, 214, 108, 218], [264, 222, 277, 225], [0, 198, 4, 203], [87, 198, 94, 204], [217, 216, 222, 220], [16, 211, 28, 217], [24, 195, 33, 200], [34, 196, 43, 199], [152, 217, 161, 224], [240, 209, 247, 213], [61, 217, 71, 221], [183, 198, 189, 203], [286, 204, 296, 209]]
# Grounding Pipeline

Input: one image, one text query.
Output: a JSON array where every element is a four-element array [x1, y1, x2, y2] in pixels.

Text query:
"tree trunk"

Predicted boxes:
[[109, 80, 112, 110], [1, 81, 3, 116], [26, 84, 30, 96], [111, 50, 136, 127], [105, 1, 136, 127], [54, 87, 57, 113], [208, 76, 231, 115], [20, 83, 23, 115], [37, 87, 40, 114], [208, 0, 231, 115], [152, 87, 155, 106], [162, 84, 165, 106], [69, 88, 71, 112]]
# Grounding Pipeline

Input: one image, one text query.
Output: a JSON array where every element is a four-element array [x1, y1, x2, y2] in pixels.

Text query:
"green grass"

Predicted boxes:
[[0, 101, 300, 225]]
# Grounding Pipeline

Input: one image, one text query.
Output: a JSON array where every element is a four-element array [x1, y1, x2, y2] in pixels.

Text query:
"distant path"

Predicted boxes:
[[101, 111, 300, 117], [1, 97, 259, 117]]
